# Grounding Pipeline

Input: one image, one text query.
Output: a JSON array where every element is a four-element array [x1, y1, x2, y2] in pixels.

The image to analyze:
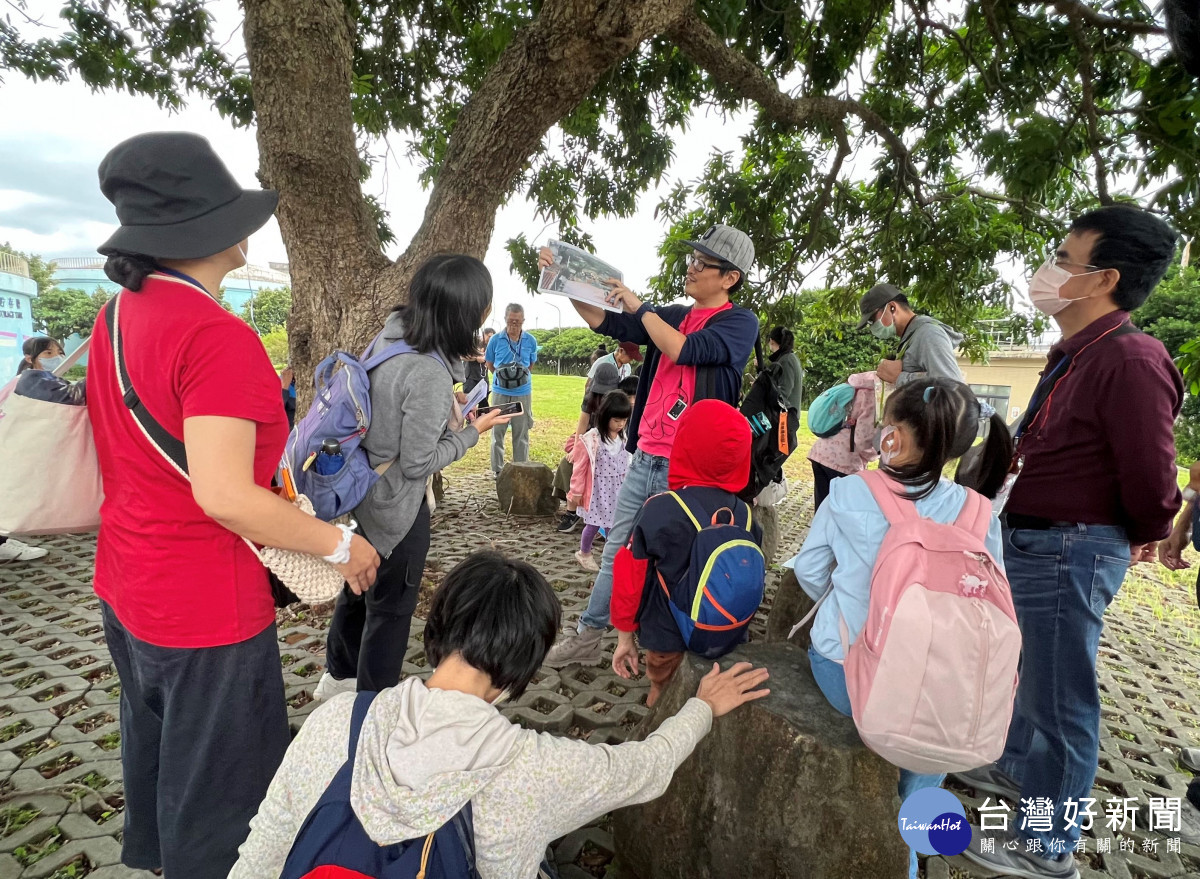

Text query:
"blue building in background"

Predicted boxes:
[[0, 252, 36, 379], [0, 256, 290, 379], [51, 257, 291, 315]]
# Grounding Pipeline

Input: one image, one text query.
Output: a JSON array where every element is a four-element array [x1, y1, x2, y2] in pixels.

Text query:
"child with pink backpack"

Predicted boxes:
[[788, 378, 1018, 879]]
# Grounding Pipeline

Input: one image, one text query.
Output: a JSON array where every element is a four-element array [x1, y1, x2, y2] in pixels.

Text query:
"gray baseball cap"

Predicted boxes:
[[684, 224, 755, 276], [856, 283, 904, 330]]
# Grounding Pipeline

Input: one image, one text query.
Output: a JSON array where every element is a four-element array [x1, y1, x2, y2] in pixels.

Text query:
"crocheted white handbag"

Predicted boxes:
[[251, 494, 346, 604]]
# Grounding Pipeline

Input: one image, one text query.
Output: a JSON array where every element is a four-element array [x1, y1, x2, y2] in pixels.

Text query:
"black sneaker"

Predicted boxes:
[[555, 512, 581, 533]]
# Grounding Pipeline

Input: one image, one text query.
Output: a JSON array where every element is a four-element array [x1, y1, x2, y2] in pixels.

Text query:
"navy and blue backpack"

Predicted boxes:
[[658, 492, 766, 659], [280, 692, 478, 879]]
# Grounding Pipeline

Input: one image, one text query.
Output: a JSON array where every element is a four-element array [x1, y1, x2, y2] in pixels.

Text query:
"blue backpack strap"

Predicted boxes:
[[362, 337, 448, 372], [347, 691, 376, 759]]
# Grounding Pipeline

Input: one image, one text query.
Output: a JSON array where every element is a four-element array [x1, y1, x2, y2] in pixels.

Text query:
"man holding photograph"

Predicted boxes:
[[538, 225, 760, 666]]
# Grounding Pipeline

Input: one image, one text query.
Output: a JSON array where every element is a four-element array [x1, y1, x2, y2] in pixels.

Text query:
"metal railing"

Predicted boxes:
[[51, 257, 106, 270], [976, 318, 1054, 351], [228, 264, 291, 285], [0, 252, 30, 277]]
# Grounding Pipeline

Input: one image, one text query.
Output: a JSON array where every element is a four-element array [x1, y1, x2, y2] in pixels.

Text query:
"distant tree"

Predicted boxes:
[[0, 243, 54, 297], [241, 286, 292, 333], [260, 327, 289, 366], [529, 327, 620, 361], [1136, 264, 1200, 460], [30, 286, 109, 341]]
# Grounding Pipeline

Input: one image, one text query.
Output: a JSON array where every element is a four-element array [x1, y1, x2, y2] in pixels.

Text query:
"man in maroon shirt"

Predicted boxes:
[[962, 205, 1183, 879]]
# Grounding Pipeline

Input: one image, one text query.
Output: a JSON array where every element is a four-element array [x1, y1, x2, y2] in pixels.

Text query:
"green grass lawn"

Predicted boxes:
[[451, 373, 820, 480]]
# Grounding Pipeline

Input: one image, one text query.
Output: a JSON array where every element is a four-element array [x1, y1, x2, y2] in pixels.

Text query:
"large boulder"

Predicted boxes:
[[614, 642, 906, 879], [755, 501, 779, 567], [765, 566, 817, 647], [496, 462, 558, 516]]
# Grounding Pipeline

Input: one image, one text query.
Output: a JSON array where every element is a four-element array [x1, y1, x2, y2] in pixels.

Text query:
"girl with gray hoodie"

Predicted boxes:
[[230, 551, 770, 879], [315, 255, 514, 700]]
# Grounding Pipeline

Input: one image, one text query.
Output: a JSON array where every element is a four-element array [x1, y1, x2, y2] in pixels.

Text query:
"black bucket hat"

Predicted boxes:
[[97, 132, 278, 260]]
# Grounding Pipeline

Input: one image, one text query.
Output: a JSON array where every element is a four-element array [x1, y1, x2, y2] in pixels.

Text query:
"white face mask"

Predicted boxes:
[[1028, 258, 1103, 316], [38, 355, 65, 372]]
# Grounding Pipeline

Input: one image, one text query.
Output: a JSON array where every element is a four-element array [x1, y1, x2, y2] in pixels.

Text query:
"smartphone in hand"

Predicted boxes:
[[477, 401, 524, 417]]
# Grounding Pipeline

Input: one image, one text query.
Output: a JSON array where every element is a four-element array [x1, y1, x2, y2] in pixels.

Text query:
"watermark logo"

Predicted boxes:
[[898, 788, 971, 857]]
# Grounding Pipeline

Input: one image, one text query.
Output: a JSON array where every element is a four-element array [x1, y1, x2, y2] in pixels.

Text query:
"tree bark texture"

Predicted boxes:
[[243, 0, 693, 386]]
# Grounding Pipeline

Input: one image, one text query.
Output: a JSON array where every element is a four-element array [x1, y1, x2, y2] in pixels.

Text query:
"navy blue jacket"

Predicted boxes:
[[597, 303, 759, 454]]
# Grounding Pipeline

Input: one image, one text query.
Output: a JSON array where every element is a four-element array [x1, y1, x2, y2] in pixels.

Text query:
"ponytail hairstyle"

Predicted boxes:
[[767, 326, 795, 357], [882, 378, 1014, 500], [595, 390, 633, 441], [104, 251, 158, 291], [18, 336, 59, 374]]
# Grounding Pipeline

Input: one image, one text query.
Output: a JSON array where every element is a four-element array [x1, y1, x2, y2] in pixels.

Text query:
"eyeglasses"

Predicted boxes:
[[1047, 248, 1099, 271], [687, 255, 723, 272]]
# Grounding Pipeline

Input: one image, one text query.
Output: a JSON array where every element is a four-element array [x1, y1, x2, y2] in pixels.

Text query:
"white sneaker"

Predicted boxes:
[[313, 672, 358, 702], [575, 550, 599, 572], [0, 539, 48, 563]]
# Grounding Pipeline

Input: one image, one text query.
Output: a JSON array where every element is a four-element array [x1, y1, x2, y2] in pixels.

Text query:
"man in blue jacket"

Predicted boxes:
[[539, 224, 760, 666]]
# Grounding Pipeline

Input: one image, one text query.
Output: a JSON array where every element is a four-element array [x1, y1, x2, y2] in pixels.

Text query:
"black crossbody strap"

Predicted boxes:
[[105, 293, 190, 477]]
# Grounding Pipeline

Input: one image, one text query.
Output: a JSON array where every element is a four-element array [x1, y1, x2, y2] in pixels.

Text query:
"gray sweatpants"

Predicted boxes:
[[490, 391, 533, 474]]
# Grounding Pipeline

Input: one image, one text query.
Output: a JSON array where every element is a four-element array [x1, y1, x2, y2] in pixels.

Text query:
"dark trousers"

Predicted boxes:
[[811, 460, 850, 511], [100, 601, 289, 879], [325, 502, 431, 691]]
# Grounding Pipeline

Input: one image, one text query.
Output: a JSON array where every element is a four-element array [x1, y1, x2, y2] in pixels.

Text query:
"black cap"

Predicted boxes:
[[97, 132, 278, 260], [856, 283, 904, 330]]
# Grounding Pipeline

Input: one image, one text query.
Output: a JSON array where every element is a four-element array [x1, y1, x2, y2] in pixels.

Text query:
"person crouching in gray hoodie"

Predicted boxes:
[[855, 283, 965, 387], [230, 551, 771, 879]]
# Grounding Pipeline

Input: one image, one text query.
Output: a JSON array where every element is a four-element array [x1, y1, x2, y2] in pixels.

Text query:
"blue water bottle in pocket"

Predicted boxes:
[[315, 438, 344, 476]]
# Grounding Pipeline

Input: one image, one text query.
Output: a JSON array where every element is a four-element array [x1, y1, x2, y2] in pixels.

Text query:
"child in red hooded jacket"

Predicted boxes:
[[610, 400, 764, 706]]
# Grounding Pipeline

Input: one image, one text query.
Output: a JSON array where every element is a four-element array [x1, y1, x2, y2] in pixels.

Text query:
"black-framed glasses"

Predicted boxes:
[[687, 255, 723, 272]]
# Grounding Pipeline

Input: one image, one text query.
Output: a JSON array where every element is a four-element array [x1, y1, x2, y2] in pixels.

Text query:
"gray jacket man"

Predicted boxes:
[[856, 283, 964, 386]]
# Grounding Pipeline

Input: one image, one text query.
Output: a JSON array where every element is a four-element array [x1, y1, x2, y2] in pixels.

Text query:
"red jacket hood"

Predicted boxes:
[[668, 399, 751, 492]]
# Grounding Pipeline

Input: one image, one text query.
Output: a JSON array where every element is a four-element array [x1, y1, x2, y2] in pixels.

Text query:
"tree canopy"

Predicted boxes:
[[3, 0, 1196, 372]]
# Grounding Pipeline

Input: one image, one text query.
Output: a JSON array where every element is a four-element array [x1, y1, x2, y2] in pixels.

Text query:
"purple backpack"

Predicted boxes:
[[281, 332, 444, 521]]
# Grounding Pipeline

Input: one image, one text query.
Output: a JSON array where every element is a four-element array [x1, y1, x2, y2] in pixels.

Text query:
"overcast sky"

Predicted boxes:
[[0, 1, 756, 331]]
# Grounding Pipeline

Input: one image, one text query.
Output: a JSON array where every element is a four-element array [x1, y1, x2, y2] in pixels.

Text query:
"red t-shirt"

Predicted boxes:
[[87, 272, 288, 648], [637, 303, 732, 457]]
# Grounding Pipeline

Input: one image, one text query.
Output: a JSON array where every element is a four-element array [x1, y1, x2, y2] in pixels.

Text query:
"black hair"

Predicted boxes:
[[715, 259, 744, 295], [889, 293, 911, 309], [424, 550, 561, 700], [882, 378, 1014, 500], [767, 326, 795, 356], [18, 336, 59, 374], [582, 389, 606, 427], [394, 254, 492, 359], [104, 251, 158, 291], [618, 375, 639, 396], [595, 390, 633, 441], [1069, 205, 1178, 311]]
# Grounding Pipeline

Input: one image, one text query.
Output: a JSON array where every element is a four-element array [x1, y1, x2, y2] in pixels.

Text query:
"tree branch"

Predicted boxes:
[[801, 124, 851, 253], [1049, 0, 1166, 36], [667, 9, 928, 205], [1064, 10, 1113, 204], [390, 0, 695, 286]]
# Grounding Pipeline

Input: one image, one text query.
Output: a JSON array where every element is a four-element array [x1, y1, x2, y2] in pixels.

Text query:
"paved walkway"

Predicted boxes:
[[0, 467, 1198, 878]]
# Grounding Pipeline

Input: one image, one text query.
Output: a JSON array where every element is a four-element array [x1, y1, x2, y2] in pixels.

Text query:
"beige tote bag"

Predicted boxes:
[[0, 339, 102, 535]]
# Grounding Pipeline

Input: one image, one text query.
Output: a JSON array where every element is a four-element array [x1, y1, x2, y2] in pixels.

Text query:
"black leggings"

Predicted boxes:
[[811, 460, 850, 511], [324, 502, 431, 691]]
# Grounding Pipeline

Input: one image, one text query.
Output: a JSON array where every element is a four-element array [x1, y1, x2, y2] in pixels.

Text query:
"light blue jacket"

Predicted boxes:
[[785, 474, 1005, 663]]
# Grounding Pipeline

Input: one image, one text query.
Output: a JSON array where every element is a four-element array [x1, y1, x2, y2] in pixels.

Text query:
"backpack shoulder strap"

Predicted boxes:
[[743, 500, 753, 534], [666, 491, 703, 532], [858, 469, 913, 527], [363, 337, 448, 373], [953, 487, 992, 541]]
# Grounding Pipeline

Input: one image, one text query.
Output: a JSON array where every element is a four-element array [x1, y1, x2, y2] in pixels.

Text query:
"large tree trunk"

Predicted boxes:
[[242, 0, 693, 388]]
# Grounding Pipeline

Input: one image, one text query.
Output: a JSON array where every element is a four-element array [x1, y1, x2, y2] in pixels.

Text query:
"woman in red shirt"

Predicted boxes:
[[87, 132, 379, 879]]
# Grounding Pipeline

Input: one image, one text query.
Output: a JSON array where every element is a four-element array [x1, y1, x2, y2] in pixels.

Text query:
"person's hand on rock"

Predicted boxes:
[[695, 661, 770, 718]]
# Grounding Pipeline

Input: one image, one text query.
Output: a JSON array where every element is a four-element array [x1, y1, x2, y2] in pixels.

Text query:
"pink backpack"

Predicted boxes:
[[806, 470, 1022, 774]]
